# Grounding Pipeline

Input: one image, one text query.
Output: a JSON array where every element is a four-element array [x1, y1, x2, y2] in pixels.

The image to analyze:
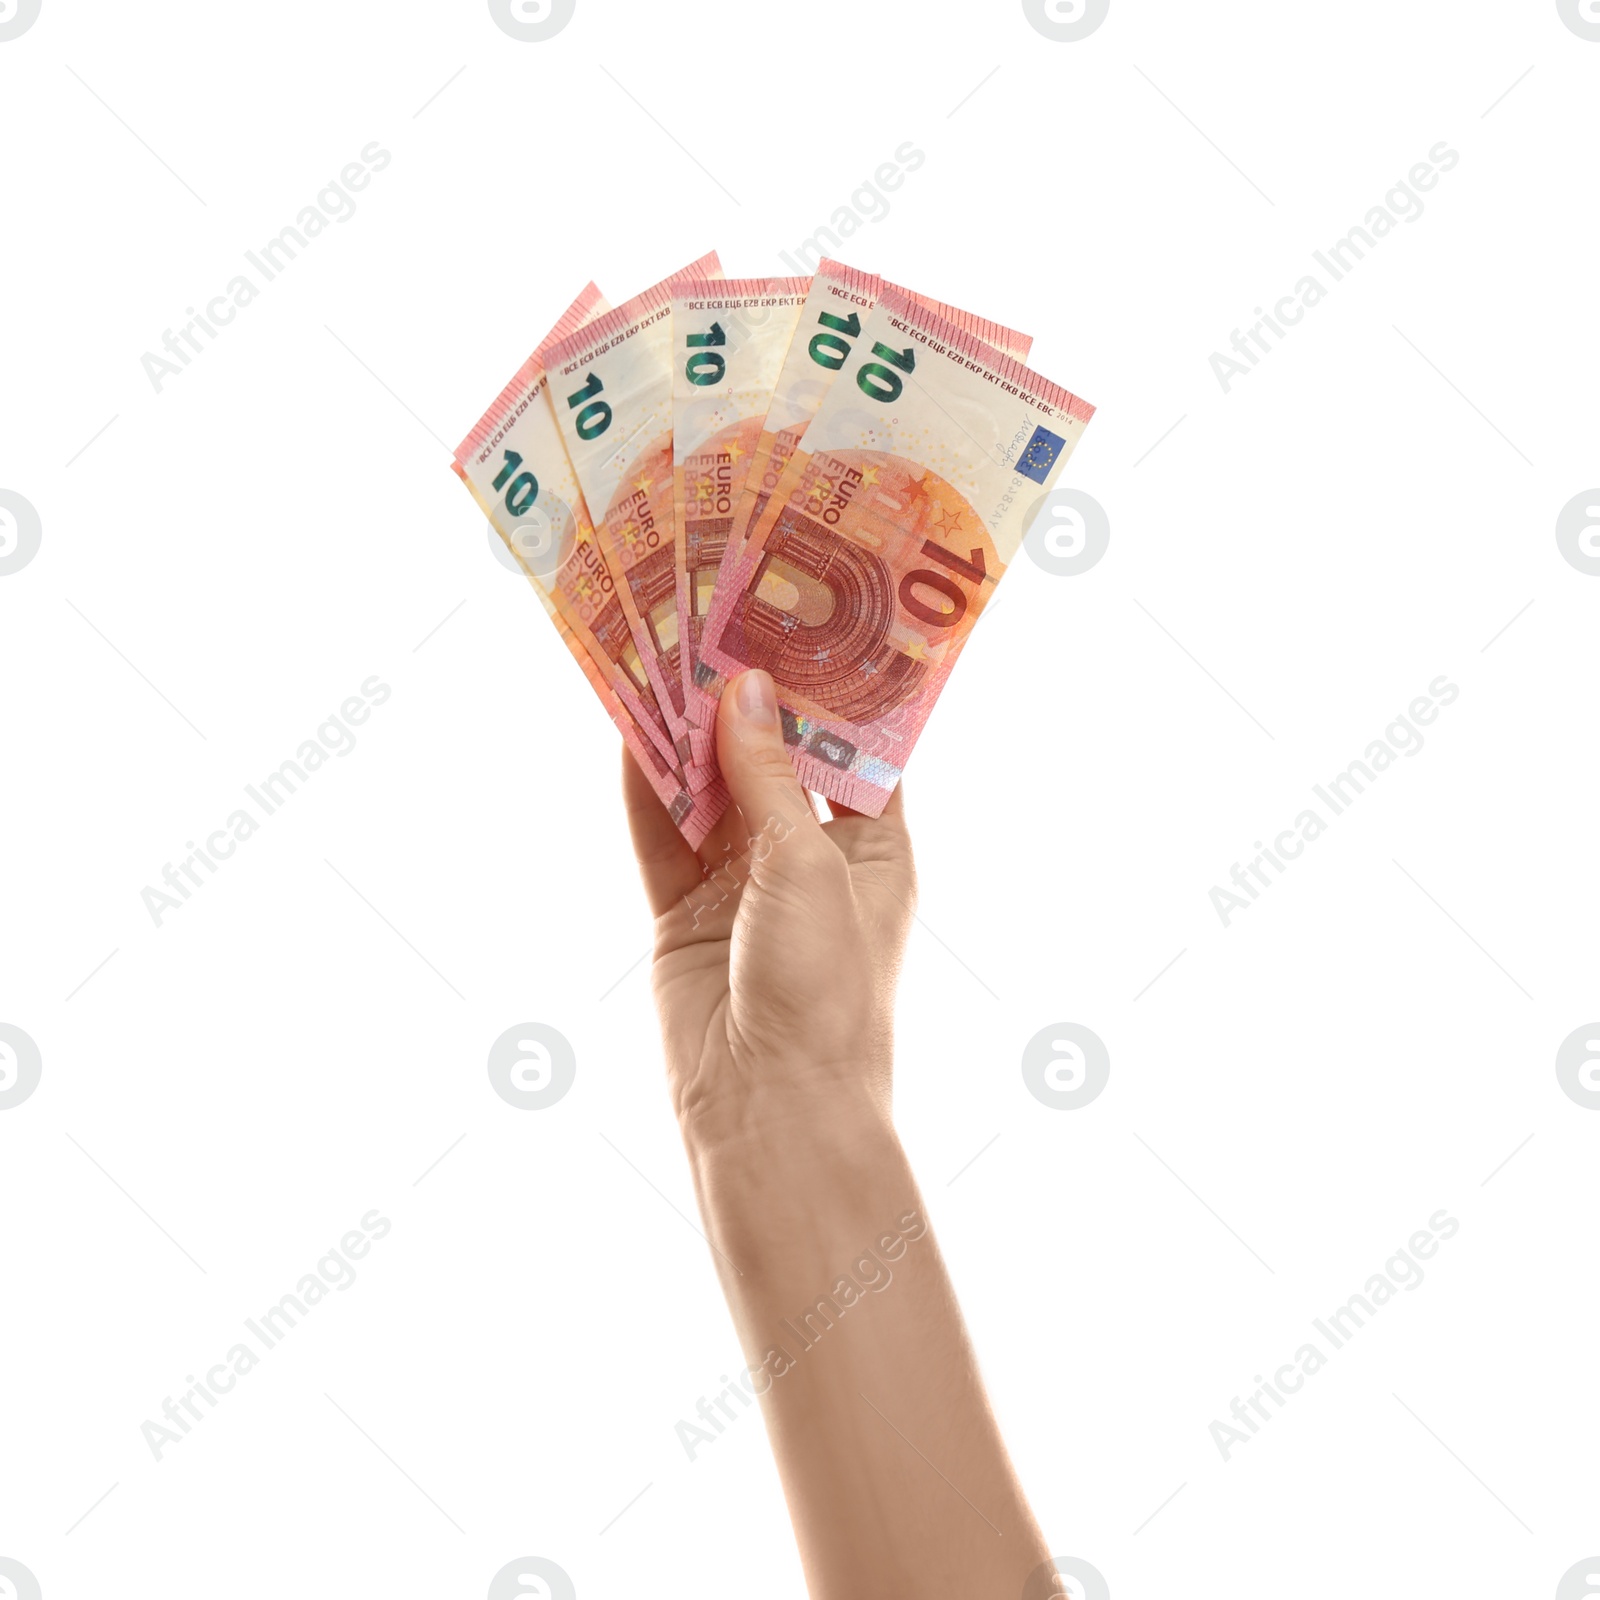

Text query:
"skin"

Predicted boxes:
[[622, 667, 1054, 1599]]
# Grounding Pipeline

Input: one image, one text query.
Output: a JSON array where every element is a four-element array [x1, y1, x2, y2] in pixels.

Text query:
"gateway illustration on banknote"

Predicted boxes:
[[453, 254, 1094, 843]]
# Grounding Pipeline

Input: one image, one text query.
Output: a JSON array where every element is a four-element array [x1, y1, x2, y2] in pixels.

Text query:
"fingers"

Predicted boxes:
[[715, 671, 828, 863], [633, 672, 867, 912], [825, 780, 915, 879], [620, 744, 706, 917], [690, 781, 753, 884]]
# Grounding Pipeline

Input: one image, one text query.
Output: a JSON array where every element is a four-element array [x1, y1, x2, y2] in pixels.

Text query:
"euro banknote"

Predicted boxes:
[[671, 276, 809, 765], [542, 251, 722, 787], [453, 282, 729, 847], [699, 257, 1034, 661], [699, 287, 1094, 815], [452, 252, 1093, 841]]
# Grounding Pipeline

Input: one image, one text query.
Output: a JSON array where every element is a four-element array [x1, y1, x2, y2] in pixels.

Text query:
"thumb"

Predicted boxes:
[[716, 670, 825, 855]]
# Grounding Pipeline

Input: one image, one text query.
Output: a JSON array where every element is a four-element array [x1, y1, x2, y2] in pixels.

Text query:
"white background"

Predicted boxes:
[[2, 1, 1597, 1596]]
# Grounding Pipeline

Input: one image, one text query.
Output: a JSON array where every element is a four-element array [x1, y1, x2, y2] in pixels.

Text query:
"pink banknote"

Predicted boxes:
[[542, 252, 723, 789], [700, 288, 1094, 815], [671, 276, 810, 768], [453, 282, 729, 847], [699, 258, 1034, 668]]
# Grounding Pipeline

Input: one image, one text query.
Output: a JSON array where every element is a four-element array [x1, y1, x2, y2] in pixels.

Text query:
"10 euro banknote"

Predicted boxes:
[[453, 280, 730, 846], [699, 287, 1094, 816], [542, 252, 723, 788], [452, 254, 1093, 838]]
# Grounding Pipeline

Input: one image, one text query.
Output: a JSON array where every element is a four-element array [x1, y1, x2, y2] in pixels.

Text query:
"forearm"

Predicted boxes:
[[683, 1088, 1051, 1599]]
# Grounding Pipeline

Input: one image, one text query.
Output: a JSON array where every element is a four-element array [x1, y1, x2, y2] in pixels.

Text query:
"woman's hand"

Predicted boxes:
[[622, 668, 916, 1154], [622, 669, 1052, 1598]]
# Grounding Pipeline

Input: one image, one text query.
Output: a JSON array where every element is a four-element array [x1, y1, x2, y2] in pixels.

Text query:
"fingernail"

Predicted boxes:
[[736, 669, 778, 728]]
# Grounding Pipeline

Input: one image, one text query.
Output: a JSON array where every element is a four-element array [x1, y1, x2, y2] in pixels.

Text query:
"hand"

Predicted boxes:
[[625, 672, 1051, 1597], [622, 669, 916, 1153]]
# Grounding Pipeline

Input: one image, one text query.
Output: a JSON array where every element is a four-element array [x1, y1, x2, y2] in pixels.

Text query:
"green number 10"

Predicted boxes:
[[808, 310, 861, 370], [565, 370, 612, 440], [856, 342, 915, 403], [492, 448, 539, 516], [685, 322, 726, 386]]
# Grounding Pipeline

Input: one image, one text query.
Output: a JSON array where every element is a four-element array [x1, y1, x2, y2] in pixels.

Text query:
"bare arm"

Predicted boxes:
[[623, 668, 1051, 1597]]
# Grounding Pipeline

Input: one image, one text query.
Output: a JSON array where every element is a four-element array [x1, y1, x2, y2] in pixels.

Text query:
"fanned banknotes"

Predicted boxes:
[[453, 280, 729, 846], [542, 252, 722, 787], [451, 253, 1093, 843]]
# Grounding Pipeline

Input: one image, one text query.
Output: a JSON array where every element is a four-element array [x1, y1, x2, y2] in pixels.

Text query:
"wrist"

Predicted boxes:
[[675, 1060, 892, 1167], [682, 1086, 909, 1271]]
